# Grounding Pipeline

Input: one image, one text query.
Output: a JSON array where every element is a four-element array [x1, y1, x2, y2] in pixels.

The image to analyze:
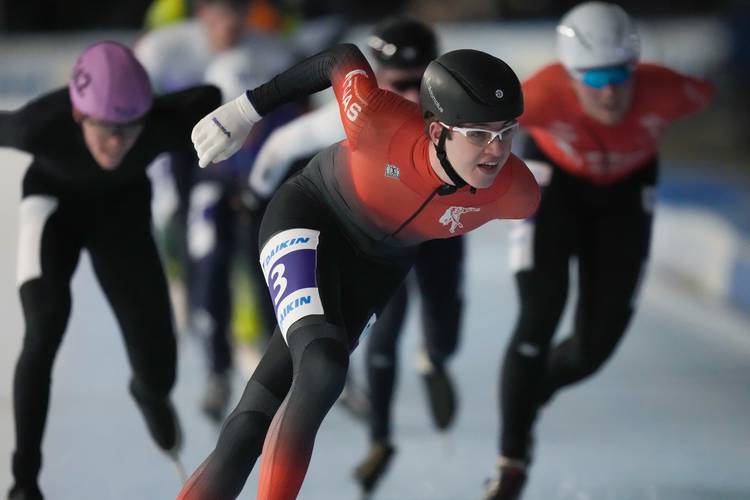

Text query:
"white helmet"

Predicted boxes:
[[557, 2, 640, 71]]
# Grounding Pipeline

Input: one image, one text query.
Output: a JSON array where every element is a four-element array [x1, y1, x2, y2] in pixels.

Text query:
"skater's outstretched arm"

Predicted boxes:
[[0, 90, 66, 152], [191, 43, 395, 167]]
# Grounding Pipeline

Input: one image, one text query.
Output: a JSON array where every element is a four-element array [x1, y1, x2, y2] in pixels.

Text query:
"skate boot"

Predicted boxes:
[[130, 380, 183, 454], [416, 350, 456, 431], [7, 483, 43, 500], [9, 451, 43, 500], [353, 441, 396, 495], [200, 372, 232, 423], [482, 456, 527, 500]]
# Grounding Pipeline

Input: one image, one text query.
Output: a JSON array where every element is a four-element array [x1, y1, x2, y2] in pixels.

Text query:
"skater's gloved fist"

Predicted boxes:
[[191, 93, 260, 168]]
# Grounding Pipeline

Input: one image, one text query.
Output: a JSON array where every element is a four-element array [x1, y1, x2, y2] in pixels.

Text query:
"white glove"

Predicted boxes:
[[191, 93, 261, 168]]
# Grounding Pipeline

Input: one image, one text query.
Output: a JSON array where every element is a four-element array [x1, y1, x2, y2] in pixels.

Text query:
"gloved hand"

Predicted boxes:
[[191, 93, 261, 168]]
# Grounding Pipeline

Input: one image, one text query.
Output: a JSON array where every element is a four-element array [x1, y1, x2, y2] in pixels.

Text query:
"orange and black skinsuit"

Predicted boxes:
[[177, 44, 539, 500], [499, 62, 714, 461]]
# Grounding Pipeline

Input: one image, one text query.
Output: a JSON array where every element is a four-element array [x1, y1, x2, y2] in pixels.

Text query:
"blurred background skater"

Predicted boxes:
[[192, 45, 305, 422], [136, 0, 307, 422], [0, 41, 220, 500], [249, 16, 466, 496], [483, 3, 715, 499], [136, 0, 255, 336]]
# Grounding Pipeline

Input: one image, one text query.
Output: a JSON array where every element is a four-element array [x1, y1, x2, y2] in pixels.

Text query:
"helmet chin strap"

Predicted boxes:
[[435, 128, 467, 192]]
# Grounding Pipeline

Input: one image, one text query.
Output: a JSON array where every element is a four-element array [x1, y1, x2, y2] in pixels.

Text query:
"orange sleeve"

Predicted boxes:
[[248, 43, 416, 152], [518, 64, 574, 130], [248, 43, 391, 150], [518, 66, 554, 129], [328, 48, 380, 149], [329, 48, 417, 151], [639, 63, 714, 119]]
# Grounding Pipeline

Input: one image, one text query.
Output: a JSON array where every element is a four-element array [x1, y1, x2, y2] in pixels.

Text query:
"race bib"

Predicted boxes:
[[260, 228, 324, 340]]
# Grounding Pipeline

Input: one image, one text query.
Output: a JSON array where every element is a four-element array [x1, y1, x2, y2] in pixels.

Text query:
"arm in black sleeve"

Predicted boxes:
[[0, 111, 22, 148], [248, 43, 373, 116], [153, 84, 223, 149], [0, 89, 70, 153]]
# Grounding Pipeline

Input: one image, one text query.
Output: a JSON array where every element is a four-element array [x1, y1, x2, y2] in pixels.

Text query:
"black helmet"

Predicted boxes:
[[420, 49, 523, 125], [368, 17, 437, 69]]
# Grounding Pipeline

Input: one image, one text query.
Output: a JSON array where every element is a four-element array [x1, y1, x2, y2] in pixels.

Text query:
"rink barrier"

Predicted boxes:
[[654, 168, 750, 314]]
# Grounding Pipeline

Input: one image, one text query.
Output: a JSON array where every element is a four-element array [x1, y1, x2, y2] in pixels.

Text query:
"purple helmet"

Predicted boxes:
[[69, 41, 153, 123]]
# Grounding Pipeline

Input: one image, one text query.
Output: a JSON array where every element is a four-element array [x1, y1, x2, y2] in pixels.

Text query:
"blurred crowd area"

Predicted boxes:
[[0, 0, 739, 29], [0, 0, 748, 174]]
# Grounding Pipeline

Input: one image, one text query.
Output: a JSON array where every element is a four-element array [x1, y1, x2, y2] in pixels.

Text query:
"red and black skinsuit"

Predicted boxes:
[[178, 44, 539, 500]]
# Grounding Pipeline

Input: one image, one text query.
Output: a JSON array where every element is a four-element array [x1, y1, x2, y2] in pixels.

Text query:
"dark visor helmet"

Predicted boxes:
[[368, 17, 437, 70], [419, 49, 523, 190], [420, 49, 523, 125]]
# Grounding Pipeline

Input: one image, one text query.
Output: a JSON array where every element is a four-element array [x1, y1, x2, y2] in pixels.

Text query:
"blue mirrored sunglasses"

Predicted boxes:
[[578, 65, 633, 89]]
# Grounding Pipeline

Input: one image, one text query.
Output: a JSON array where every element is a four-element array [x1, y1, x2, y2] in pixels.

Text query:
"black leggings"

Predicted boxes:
[[366, 235, 464, 442], [12, 179, 176, 485], [178, 182, 413, 499], [187, 177, 276, 377], [500, 143, 657, 459]]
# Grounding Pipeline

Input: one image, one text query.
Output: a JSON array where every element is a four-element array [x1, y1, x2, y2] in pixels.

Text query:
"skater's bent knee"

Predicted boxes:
[[219, 410, 273, 458], [297, 338, 349, 402]]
